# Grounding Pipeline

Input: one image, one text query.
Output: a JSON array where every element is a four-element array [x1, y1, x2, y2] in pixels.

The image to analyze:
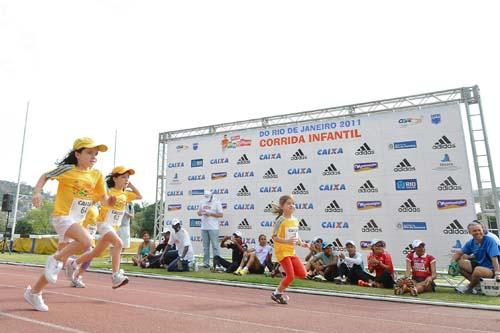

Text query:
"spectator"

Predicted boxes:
[[451, 223, 500, 294], [144, 230, 177, 268], [132, 231, 156, 267], [198, 190, 224, 268], [306, 242, 339, 282], [404, 240, 437, 295], [234, 234, 273, 275], [304, 237, 323, 272], [337, 240, 372, 285], [213, 231, 247, 273], [477, 220, 500, 246], [165, 219, 195, 272], [362, 239, 395, 288], [117, 203, 134, 249]]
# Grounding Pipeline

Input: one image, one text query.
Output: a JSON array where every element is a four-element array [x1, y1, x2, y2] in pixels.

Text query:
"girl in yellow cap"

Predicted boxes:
[[72, 166, 142, 289], [24, 137, 116, 312]]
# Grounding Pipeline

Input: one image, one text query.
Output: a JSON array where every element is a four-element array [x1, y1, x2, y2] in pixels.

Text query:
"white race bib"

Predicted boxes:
[[286, 227, 298, 240], [104, 209, 125, 227], [69, 199, 92, 221]]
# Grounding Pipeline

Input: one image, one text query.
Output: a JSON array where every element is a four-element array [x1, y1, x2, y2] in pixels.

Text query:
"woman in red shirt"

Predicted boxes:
[[405, 240, 437, 295], [367, 239, 395, 288]]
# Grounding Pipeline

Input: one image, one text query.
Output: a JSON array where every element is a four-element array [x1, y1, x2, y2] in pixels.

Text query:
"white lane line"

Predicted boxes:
[[0, 311, 88, 333]]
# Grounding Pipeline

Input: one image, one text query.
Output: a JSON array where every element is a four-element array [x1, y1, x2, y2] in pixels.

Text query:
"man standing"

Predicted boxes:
[[166, 219, 194, 272], [198, 190, 224, 268]]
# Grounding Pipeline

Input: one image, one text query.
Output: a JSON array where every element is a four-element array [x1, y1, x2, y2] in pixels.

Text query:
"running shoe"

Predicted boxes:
[[44, 255, 63, 284], [24, 285, 49, 312], [271, 292, 289, 304]]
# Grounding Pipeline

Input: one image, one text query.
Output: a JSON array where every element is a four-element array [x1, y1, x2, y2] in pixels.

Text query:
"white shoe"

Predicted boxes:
[[24, 285, 49, 312], [112, 270, 129, 289], [44, 255, 63, 284], [455, 284, 473, 294], [313, 274, 327, 282], [65, 258, 77, 280], [70, 276, 86, 288]]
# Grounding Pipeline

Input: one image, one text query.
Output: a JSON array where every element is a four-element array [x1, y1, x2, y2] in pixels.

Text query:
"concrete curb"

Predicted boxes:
[[2, 261, 499, 311]]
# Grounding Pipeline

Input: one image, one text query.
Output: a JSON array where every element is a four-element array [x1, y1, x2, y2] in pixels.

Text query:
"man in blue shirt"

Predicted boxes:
[[451, 222, 500, 294]]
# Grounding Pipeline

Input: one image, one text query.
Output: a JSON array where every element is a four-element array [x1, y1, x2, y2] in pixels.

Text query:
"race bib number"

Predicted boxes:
[[69, 199, 92, 221], [286, 227, 298, 240], [104, 209, 125, 227], [87, 225, 97, 239]]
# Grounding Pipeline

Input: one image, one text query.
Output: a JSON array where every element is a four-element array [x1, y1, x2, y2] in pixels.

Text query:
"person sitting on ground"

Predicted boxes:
[[337, 240, 372, 285], [399, 240, 437, 296], [234, 234, 273, 275], [144, 229, 177, 268], [304, 236, 323, 272], [132, 231, 156, 267], [165, 219, 195, 272], [213, 231, 247, 273], [451, 222, 500, 294], [306, 242, 339, 282], [360, 239, 395, 288]]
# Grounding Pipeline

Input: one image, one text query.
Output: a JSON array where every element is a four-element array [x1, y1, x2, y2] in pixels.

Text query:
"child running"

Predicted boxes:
[[70, 166, 142, 289], [24, 137, 115, 312], [270, 194, 309, 304]]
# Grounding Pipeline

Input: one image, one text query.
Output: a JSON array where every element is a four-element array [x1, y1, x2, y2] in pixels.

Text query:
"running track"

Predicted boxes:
[[0, 264, 498, 333]]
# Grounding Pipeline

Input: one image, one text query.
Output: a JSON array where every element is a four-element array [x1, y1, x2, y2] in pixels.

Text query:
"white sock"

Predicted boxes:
[[243, 267, 249, 271]]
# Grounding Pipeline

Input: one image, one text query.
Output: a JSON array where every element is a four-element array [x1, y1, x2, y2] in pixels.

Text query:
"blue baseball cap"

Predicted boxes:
[[321, 242, 332, 249]]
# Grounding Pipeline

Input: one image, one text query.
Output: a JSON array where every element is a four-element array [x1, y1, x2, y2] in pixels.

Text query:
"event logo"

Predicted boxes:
[[288, 167, 312, 175], [431, 114, 441, 125], [210, 158, 229, 165], [187, 204, 200, 211], [398, 221, 427, 230], [191, 159, 203, 168], [260, 220, 273, 227], [192, 143, 199, 151], [437, 199, 467, 210], [332, 238, 345, 251], [402, 243, 414, 255], [395, 179, 418, 191], [317, 147, 344, 156], [433, 154, 460, 171], [260, 186, 283, 193], [360, 240, 372, 251], [361, 219, 382, 232], [263, 203, 273, 213], [295, 202, 314, 210], [263, 168, 278, 179], [321, 221, 349, 229], [433, 135, 456, 149], [238, 218, 252, 230], [211, 172, 227, 180], [357, 201, 382, 210], [221, 134, 251, 151], [175, 144, 189, 152], [221, 203, 228, 209], [166, 190, 183, 197], [188, 174, 205, 181], [237, 154, 251, 165], [438, 176, 462, 191], [219, 220, 229, 228], [319, 184, 346, 191], [291, 149, 307, 160], [358, 180, 378, 193], [189, 189, 205, 196], [237, 185, 251, 197], [259, 153, 281, 160], [233, 203, 255, 210], [355, 142, 374, 155], [189, 219, 201, 228], [443, 219, 468, 234], [233, 171, 254, 178], [190, 236, 203, 243], [168, 162, 184, 168], [398, 199, 421, 213], [399, 116, 423, 127], [293, 183, 309, 195], [323, 163, 341, 176], [353, 162, 378, 172], [169, 173, 181, 185], [389, 140, 417, 150], [394, 159, 415, 172], [211, 188, 229, 195], [167, 204, 182, 211], [164, 219, 182, 226], [299, 219, 311, 231], [325, 200, 343, 213]]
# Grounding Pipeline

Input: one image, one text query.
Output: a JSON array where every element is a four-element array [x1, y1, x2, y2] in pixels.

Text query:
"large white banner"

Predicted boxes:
[[164, 104, 475, 270]]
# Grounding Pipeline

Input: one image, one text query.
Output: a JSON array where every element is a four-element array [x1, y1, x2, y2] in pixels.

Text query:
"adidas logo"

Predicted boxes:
[[267, 238, 274, 247], [438, 176, 462, 191], [361, 219, 382, 232], [299, 219, 311, 231], [402, 243, 414, 255], [394, 158, 416, 172], [237, 185, 251, 197], [237, 154, 251, 165], [291, 149, 307, 160], [332, 238, 345, 251], [322, 163, 340, 176], [398, 199, 421, 213], [432, 135, 456, 149], [238, 218, 252, 230], [264, 203, 273, 213], [292, 183, 309, 195], [358, 180, 378, 193], [263, 168, 278, 179], [443, 219, 467, 234], [325, 200, 343, 213], [355, 142, 374, 155]]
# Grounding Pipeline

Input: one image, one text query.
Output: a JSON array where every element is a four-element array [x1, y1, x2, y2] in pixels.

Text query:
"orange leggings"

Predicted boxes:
[[279, 255, 307, 289]]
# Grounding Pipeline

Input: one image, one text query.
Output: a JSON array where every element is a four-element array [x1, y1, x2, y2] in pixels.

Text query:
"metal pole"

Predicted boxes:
[[113, 129, 118, 167], [10, 101, 30, 239]]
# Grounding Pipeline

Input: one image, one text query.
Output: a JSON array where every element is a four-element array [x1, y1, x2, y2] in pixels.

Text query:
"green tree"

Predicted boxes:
[[14, 220, 33, 235], [131, 202, 156, 237], [22, 200, 55, 235]]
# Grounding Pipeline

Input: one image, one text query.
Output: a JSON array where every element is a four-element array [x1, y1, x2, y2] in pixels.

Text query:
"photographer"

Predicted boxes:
[[213, 231, 247, 273]]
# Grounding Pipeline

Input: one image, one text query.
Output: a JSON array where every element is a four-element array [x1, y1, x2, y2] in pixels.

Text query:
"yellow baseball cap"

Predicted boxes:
[[111, 165, 135, 175], [73, 137, 108, 152]]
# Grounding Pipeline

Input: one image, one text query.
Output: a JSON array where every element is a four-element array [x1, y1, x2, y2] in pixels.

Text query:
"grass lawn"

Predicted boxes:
[[2, 252, 499, 306]]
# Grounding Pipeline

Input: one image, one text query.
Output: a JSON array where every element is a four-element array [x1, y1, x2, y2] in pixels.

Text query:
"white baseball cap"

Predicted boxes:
[[412, 240, 425, 248], [171, 219, 181, 227], [345, 240, 356, 247], [233, 231, 242, 238]]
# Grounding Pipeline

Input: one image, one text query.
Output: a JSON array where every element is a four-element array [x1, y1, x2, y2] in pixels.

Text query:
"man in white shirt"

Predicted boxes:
[[166, 219, 194, 272], [337, 240, 373, 284], [198, 190, 224, 268]]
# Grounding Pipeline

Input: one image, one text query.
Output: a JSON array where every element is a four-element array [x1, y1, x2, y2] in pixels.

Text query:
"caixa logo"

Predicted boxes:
[[288, 168, 312, 175], [219, 220, 229, 228], [295, 203, 314, 210], [317, 147, 343, 155], [319, 184, 346, 191], [321, 221, 349, 229], [211, 188, 229, 195], [166, 190, 183, 197], [259, 153, 281, 160], [260, 220, 274, 227], [164, 219, 182, 226], [210, 158, 229, 164], [190, 236, 203, 243], [187, 204, 200, 211], [233, 203, 255, 210], [233, 171, 254, 178], [188, 175, 205, 181], [168, 162, 184, 168], [260, 186, 283, 193]]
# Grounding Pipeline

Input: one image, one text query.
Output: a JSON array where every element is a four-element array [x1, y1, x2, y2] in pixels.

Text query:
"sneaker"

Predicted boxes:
[[271, 292, 288, 304], [409, 286, 418, 296], [472, 284, 482, 295], [240, 268, 249, 276], [455, 284, 473, 294], [24, 286, 49, 312], [333, 276, 343, 284], [65, 258, 77, 280], [70, 276, 86, 288], [306, 273, 315, 280], [233, 268, 243, 276], [44, 255, 63, 284], [112, 270, 129, 289], [358, 279, 370, 287], [215, 265, 226, 273], [313, 274, 327, 282]]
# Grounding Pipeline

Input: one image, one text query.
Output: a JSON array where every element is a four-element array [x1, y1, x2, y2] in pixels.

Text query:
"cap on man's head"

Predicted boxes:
[[371, 239, 385, 247], [233, 231, 242, 238], [171, 219, 181, 227], [312, 236, 323, 243], [73, 137, 108, 152], [345, 240, 356, 247], [321, 242, 332, 249], [412, 240, 425, 249], [112, 165, 135, 175]]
